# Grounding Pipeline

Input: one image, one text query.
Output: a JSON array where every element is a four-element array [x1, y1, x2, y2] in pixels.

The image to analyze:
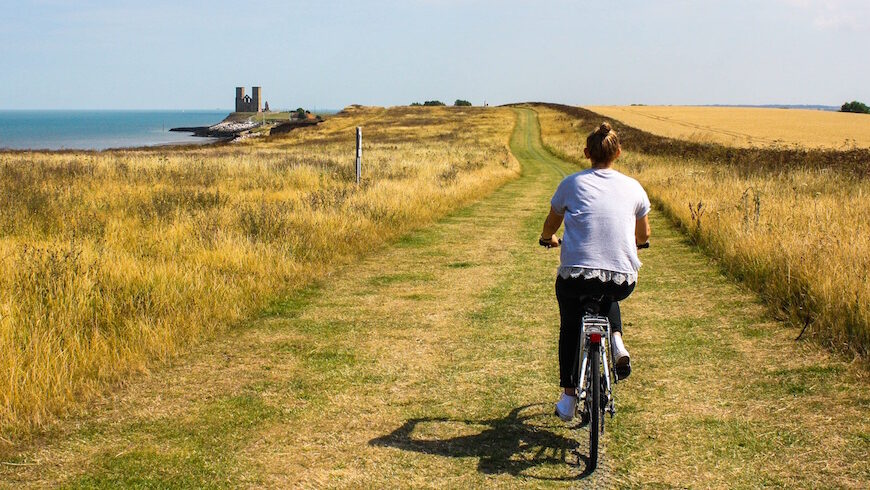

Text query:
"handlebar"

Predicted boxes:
[[540, 237, 650, 250]]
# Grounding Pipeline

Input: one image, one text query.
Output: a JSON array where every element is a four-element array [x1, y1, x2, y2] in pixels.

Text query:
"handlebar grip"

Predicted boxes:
[[539, 237, 562, 248]]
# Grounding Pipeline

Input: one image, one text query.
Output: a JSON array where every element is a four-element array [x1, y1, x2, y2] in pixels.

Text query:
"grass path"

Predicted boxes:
[[2, 109, 868, 488]]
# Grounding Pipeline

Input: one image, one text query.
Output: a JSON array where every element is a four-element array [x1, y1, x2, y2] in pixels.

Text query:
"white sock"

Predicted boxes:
[[612, 332, 630, 360]]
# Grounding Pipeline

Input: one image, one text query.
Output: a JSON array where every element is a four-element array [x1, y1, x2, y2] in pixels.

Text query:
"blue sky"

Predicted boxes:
[[0, 0, 867, 110]]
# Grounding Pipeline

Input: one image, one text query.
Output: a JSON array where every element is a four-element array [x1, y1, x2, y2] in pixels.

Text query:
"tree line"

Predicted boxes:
[[410, 100, 473, 107], [841, 101, 869, 114]]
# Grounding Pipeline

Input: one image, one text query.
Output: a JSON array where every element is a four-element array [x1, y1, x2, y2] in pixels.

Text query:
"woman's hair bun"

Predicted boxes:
[[586, 121, 620, 164]]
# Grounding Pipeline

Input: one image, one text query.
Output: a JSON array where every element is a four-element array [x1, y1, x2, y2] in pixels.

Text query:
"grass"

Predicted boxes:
[[67, 394, 278, 489], [3, 108, 867, 489], [0, 105, 520, 435], [533, 103, 870, 358], [587, 104, 870, 149], [230, 111, 328, 123]]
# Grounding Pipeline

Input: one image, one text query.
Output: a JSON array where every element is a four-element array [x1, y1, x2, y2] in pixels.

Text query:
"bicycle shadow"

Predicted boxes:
[[369, 404, 596, 480]]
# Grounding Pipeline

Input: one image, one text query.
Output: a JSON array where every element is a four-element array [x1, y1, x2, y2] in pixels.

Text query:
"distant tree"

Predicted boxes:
[[454, 99, 472, 107], [423, 100, 446, 106], [841, 101, 870, 114], [410, 102, 422, 106]]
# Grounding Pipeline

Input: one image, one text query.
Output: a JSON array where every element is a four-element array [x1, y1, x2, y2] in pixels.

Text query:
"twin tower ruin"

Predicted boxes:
[[235, 86, 262, 113]]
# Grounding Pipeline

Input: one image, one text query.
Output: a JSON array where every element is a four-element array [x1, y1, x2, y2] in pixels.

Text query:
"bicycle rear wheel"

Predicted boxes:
[[588, 342, 600, 470]]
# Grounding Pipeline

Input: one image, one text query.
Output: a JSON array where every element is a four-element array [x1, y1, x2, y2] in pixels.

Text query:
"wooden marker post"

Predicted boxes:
[[355, 127, 362, 185]]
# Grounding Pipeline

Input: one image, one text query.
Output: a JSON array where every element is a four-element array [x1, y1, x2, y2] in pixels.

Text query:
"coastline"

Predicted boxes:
[[0, 110, 326, 153], [0, 109, 229, 152]]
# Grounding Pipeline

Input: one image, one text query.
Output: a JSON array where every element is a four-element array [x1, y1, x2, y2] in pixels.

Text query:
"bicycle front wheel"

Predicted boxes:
[[588, 342, 600, 471]]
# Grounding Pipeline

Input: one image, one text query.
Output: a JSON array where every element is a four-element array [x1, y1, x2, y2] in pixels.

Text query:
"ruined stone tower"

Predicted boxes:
[[251, 87, 261, 111], [235, 86, 262, 112]]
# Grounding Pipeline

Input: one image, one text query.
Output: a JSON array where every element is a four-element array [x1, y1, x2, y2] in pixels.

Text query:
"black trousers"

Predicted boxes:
[[555, 275, 635, 389]]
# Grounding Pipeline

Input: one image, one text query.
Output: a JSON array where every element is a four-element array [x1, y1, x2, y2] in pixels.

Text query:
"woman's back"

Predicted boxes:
[[550, 168, 649, 275]]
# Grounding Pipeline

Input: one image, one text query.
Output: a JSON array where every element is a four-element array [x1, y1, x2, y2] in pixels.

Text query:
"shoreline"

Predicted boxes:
[[0, 135, 227, 154], [0, 111, 325, 153], [0, 109, 230, 153]]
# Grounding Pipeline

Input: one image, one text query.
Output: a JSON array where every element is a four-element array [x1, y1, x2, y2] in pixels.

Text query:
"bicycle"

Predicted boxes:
[[540, 238, 648, 471]]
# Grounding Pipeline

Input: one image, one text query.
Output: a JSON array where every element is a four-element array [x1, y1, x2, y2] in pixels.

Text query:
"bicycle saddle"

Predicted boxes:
[[578, 295, 613, 316]]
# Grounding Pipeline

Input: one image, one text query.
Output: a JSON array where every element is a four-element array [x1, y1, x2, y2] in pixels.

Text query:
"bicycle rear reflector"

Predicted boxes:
[[590, 333, 601, 343]]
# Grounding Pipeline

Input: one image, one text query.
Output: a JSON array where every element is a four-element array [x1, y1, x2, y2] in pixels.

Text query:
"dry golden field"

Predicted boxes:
[[0, 106, 519, 434], [587, 105, 870, 149], [534, 104, 870, 357]]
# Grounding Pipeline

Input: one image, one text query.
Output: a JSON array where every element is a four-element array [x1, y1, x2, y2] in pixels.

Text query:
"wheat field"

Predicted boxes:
[[587, 105, 870, 149], [534, 104, 870, 358], [0, 106, 520, 434]]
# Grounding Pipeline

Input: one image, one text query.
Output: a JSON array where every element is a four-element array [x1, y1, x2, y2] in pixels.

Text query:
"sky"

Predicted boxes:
[[0, 0, 868, 110]]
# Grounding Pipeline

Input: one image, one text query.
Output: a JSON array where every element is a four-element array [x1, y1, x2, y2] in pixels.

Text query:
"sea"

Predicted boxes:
[[0, 110, 229, 151]]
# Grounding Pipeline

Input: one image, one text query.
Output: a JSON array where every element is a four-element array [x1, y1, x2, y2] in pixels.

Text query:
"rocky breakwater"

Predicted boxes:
[[170, 119, 261, 139]]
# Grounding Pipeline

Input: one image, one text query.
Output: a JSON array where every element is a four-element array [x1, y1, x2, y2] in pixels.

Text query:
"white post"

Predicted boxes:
[[355, 127, 362, 185]]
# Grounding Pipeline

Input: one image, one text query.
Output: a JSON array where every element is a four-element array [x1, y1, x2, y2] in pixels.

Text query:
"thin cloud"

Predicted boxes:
[[780, 0, 868, 31]]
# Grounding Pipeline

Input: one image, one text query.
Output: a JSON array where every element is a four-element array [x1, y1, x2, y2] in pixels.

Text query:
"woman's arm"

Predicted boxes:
[[540, 207, 564, 247], [635, 215, 651, 245]]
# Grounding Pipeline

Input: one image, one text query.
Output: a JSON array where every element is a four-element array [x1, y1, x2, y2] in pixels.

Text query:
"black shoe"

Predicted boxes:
[[615, 357, 631, 380]]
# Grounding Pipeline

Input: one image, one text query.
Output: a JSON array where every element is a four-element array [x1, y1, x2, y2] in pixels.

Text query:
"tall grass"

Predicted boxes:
[[532, 104, 870, 358], [0, 106, 519, 434]]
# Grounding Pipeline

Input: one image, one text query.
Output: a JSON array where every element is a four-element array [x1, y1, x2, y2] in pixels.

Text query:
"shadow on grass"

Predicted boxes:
[[369, 404, 597, 481]]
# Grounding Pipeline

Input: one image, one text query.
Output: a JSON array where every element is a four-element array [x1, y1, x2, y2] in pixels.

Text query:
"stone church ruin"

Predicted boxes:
[[235, 86, 262, 112]]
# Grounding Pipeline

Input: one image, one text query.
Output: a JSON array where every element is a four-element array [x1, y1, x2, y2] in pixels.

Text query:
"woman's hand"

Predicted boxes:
[[539, 235, 561, 248]]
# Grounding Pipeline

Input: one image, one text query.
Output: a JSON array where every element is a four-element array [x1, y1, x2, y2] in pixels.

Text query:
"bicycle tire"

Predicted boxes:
[[588, 342, 600, 470]]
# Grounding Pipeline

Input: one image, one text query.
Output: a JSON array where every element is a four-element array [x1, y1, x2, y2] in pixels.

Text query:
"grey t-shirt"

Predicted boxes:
[[550, 168, 650, 275]]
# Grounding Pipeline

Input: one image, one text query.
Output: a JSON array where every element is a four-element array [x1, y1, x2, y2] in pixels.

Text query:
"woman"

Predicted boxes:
[[539, 122, 651, 422]]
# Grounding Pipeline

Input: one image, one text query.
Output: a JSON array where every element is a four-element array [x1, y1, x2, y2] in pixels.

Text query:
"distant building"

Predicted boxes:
[[235, 86, 262, 112]]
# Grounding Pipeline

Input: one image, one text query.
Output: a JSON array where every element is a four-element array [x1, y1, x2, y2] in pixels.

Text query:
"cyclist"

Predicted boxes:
[[539, 122, 651, 422]]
